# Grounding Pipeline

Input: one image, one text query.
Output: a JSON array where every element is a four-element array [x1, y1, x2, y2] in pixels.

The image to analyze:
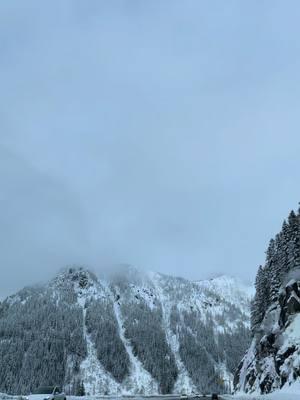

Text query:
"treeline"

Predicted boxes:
[[251, 208, 300, 331], [0, 266, 252, 395], [0, 285, 86, 395], [170, 307, 251, 393], [121, 300, 178, 393], [85, 299, 130, 382]]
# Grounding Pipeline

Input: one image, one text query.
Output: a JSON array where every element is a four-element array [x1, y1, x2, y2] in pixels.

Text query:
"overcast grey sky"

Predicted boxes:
[[1, 1, 300, 298]]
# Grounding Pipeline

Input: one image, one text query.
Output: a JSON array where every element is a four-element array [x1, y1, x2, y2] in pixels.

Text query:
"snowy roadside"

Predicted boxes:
[[3, 387, 300, 400], [0, 395, 15, 400], [225, 381, 300, 400]]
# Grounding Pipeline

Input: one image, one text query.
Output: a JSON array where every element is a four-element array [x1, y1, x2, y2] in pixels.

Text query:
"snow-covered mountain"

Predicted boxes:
[[234, 208, 300, 395], [0, 266, 253, 396]]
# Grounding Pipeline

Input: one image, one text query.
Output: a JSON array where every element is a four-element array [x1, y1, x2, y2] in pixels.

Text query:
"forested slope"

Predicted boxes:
[[0, 266, 252, 395], [235, 208, 300, 394]]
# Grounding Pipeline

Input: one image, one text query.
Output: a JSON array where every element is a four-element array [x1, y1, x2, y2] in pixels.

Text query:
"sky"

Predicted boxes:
[[1, 1, 300, 299]]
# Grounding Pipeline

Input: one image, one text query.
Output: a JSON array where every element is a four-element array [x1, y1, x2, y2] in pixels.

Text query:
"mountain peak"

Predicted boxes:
[[51, 266, 98, 290], [0, 265, 252, 396], [196, 274, 254, 300]]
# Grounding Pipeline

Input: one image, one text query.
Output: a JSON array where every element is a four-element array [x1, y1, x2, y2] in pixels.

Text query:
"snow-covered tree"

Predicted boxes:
[[250, 206, 300, 332]]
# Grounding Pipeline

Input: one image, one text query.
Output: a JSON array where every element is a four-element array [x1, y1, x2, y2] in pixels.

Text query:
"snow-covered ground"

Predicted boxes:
[[0, 395, 16, 400], [2, 394, 300, 400], [3, 384, 300, 400], [227, 380, 300, 399]]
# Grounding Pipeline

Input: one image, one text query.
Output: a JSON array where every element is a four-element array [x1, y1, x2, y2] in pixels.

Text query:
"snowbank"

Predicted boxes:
[[230, 380, 300, 399]]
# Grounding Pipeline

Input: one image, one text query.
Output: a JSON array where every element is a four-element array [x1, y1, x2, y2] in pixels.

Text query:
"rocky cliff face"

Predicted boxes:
[[234, 278, 300, 394], [0, 266, 252, 396], [234, 207, 300, 395]]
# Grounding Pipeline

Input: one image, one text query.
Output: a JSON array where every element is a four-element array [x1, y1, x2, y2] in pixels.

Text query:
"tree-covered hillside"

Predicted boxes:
[[251, 209, 300, 333], [235, 207, 300, 394], [0, 267, 252, 395]]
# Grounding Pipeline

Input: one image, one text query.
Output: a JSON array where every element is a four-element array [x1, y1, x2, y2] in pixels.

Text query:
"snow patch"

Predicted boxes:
[[113, 300, 158, 394], [285, 314, 300, 344], [149, 272, 197, 394], [77, 290, 121, 395]]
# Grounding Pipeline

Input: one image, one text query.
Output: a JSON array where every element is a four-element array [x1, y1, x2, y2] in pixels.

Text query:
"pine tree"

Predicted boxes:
[[251, 265, 268, 330], [295, 209, 300, 268], [251, 206, 300, 334], [79, 381, 85, 396], [287, 210, 300, 272], [280, 221, 290, 275], [269, 233, 285, 303], [75, 380, 86, 396]]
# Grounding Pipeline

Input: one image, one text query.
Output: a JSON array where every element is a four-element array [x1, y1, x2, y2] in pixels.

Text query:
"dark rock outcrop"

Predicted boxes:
[[234, 279, 300, 394]]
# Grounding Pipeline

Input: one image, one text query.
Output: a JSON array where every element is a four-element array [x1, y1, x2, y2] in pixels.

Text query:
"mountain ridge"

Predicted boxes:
[[0, 266, 252, 396]]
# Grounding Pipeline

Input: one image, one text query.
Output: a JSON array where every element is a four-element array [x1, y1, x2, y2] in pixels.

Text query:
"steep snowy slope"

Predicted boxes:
[[196, 275, 254, 318], [234, 208, 300, 395], [0, 266, 253, 396], [235, 279, 300, 395]]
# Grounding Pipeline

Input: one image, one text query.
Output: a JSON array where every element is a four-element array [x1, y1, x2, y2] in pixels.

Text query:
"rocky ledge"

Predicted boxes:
[[234, 279, 300, 394]]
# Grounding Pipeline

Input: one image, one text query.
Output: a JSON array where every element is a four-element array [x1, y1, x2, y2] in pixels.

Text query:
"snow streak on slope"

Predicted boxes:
[[113, 299, 159, 394], [237, 340, 256, 393], [0, 266, 253, 396], [76, 276, 158, 395], [149, 272, 196, 394], [77, 291, 121, 395]]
